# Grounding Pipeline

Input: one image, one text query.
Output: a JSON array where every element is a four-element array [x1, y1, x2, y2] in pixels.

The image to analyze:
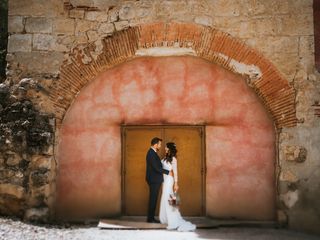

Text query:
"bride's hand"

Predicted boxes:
[[174, 182, 179, 192]]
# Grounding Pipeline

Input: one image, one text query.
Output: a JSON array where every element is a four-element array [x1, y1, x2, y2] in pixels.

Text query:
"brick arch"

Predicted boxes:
[[50, 22, 297, 129]]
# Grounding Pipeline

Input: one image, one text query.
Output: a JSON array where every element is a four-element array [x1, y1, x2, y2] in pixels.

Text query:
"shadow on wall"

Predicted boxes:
[[0, 0, 8, 82]]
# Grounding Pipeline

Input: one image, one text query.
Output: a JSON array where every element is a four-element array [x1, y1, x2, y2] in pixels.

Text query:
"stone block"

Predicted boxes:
[[8, 0, 63, 17], [28, 184, 50, 207], [136, 7, 151, 18], [119, 3, 136, 20], [5, 152, 21, 166], [31, 168, 49, 187], [7, 34, 32, 53], [280, 190, 299, 208], [288, 0, 313, 14], [8, 16, 24, 33], [282, 145, 307, 162], [0, 196, 25, 216], [278, 14, 314, 36], [277, 210, 288, 225], [194, 16, 213, 27], [0, 155, 4, 166], [53, 19, 75, 35], [9, 171, 25, 186], [246, 36, 299, 54], [109, 8, 119, 22], [87, 30, 99, 42], [210, 0, 240, 17], [31, 155, 52, 169], [75, 19, 98, 33], [14, 51, 64, 74], [69, 9, 85, 19], [85, 10, 110, 22], [254, 17, 279, 36], [25, 17, 52, 34], [114, 20, 129, 31], [299, 36, 314, 55], [0, 183, 25, 199], [283, 145, 301, 161], [236, 20, 257, 38], [280, 170, 299, 182], [92, 0, 119, 10], [70, 0, 94, 6], [98, 22, 115, 35], [24, 207, 49, 222], [239, 0, 289, 16], [267, 52, 299, 81], [75, 32, 89, 44], [0, 169, 15, 180], [53, 35, 75, 52], [33, 34, 54, 51], [299, 50, 315, 74]]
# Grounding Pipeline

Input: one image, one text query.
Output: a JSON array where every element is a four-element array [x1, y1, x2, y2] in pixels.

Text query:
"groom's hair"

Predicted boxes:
[[151, 137, 162, 146]]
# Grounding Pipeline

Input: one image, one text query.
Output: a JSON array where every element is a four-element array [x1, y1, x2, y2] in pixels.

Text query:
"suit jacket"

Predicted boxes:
[[145, 148, 169, 184]]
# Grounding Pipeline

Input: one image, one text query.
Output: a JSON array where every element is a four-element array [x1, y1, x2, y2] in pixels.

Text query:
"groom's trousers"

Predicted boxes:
[[147, 183, 161, 221]]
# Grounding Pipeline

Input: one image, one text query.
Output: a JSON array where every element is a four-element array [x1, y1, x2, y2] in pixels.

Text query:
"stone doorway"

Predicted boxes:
[[122, 125, 205, 216]]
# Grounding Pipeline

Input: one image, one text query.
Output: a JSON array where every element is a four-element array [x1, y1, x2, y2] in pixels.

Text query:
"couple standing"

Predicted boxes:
[[145, 137, 196, 231]]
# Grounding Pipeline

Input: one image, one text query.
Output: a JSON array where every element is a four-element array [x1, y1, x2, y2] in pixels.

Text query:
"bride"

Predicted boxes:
[[159, 142, 196, 232]]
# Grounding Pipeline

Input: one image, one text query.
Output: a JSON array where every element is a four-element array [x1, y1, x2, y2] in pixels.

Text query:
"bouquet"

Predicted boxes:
[[168, 192, 181, 207]]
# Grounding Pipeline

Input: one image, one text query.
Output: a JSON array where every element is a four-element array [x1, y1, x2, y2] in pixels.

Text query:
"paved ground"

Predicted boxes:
[[1, 217, 320, 240]]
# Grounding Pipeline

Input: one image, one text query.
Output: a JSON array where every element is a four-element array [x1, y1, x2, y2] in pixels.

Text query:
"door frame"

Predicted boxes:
[[120, 125, 207, 216]]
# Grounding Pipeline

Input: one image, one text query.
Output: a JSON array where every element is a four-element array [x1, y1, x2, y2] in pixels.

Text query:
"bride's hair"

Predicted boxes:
[[165, 142, 177, 163]]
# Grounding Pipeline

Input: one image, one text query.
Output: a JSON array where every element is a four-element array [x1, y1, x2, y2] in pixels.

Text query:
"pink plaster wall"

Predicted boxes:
[[56, 56, 275, 220]]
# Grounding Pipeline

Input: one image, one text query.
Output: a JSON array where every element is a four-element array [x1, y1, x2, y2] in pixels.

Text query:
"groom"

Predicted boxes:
[[145, 137, 171, 223]]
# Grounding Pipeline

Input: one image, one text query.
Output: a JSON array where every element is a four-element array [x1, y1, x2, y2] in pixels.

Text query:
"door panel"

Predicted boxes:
[[164, 128, 203, 216], [123, 126, 204, 216], [123, 128, 161, 215]]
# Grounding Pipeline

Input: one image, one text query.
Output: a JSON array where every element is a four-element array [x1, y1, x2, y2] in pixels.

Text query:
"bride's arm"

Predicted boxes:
[[172, 157, 179, 192]]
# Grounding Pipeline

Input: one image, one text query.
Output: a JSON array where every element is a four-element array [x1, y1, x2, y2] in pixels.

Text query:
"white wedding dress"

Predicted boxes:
[[159, 157, 196, 231]]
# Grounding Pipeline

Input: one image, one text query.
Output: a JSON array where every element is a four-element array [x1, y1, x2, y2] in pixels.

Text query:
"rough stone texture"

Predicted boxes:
[[0, 80, 54, 218], [194, 15, 213, 26], [2, 0, 320, 235], [7, 52, 64, 76], [0, 184, 25, 199], [8, 0, 64, 17], [24, 207, 49, 222], [8, 16, 24, 33], [69, 9, 85, 19], [7, 34, 32, 53], [32, 34, 54, 51], [25, 17, 52, 34], [0, 0, 8, 82], [53, 19, 75, 35], [85, 10, 110, 22], [97, 22, 114, 35], [114, 21, 129, 31]]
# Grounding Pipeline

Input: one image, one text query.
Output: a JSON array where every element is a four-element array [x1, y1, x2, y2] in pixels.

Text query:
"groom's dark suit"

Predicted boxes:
[[146, 148, 169, 222]]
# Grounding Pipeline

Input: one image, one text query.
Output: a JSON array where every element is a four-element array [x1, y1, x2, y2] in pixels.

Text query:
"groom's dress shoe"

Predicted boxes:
[[147, 219, 160, 223]]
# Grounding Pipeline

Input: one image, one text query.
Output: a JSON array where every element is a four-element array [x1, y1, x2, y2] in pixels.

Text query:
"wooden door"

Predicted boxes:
[[122, 126, 205, 216]]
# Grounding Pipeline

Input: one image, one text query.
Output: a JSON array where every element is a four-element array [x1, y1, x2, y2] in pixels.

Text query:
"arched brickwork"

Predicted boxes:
[[50, 22, 297, 129]]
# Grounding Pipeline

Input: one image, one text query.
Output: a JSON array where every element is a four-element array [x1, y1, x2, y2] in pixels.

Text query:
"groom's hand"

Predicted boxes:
[[169, 171, 174, 176]]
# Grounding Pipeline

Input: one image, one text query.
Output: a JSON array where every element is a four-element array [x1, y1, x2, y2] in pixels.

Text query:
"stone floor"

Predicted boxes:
[[1, 217, 320, 240]]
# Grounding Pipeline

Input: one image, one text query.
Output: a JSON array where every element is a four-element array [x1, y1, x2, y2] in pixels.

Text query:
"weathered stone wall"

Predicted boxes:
[[2, 0, 320, 234], [0, 0, 8, 82], [0, 80, 54, 221]]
